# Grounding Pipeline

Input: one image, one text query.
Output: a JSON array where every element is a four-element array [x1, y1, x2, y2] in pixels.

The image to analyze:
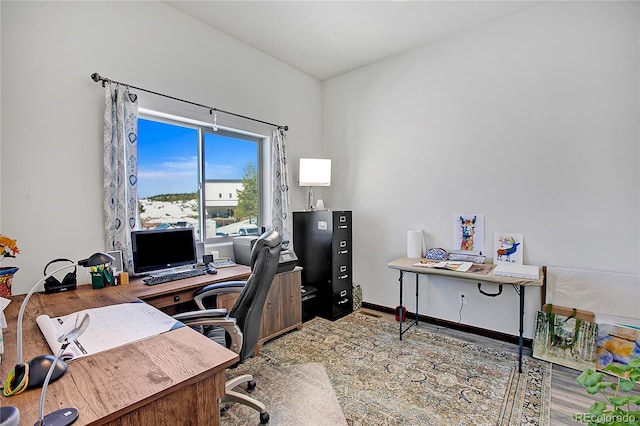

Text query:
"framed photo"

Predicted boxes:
[[494, 232, 523, 265], [452, 214, 484, 254]]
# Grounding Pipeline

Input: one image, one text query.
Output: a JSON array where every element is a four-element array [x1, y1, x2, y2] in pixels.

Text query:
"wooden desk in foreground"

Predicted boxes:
[[0, 277, 243, 425], [387, 258, 544, 373]]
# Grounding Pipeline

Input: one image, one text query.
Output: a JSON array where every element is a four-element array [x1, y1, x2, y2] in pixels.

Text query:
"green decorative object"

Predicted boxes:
[[575, 357, 640, 425], [91, 271, 104, 289]]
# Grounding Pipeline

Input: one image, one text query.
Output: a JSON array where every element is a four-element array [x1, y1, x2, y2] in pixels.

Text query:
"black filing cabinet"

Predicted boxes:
[[293, 210, 353, 320]]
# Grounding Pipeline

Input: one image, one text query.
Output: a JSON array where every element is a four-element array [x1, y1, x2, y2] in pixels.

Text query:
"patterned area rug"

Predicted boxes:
[[223, 312, 552, 426]]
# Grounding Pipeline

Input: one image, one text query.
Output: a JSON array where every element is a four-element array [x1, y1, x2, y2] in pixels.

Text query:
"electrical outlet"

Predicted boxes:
[[458, 292, 468, 305]]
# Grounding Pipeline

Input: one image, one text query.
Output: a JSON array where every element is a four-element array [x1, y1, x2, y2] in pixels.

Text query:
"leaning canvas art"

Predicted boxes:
[[596, 323, 640, 378], [533, 306, 598, 371]]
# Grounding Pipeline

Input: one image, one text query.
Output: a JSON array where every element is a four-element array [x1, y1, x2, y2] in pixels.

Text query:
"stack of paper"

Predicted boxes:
[[413, 261, 473, 272], [493, 263, 539, 280]]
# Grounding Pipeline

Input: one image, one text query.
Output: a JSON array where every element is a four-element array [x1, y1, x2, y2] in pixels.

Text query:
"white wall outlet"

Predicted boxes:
[[458, 292, 468, 305]]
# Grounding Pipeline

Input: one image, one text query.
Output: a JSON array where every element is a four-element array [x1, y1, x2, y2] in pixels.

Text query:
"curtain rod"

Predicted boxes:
[[90, 72, 289, 132]]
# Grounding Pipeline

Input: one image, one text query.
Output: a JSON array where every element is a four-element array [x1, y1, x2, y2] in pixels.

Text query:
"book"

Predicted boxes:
[[493, 263, 539, 280], [36, 302, 182, 360], [413, 260, 473, 272]]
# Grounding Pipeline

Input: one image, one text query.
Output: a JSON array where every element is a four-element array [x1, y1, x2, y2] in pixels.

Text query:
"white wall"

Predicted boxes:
[[323, 1, 640, 338], [1, 1, 322, 294], [2, 1, 637, 341]]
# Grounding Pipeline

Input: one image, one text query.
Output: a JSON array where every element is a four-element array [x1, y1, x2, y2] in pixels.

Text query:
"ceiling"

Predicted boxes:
[[164, 1, 543, 81]]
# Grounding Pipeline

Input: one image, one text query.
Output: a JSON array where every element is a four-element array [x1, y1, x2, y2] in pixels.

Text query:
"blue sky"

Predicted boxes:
[[137, 119, 257, 198]]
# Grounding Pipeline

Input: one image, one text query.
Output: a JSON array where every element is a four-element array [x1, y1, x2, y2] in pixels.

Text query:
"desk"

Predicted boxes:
[[0, 266, 252, 426], [126, 264, 252, 314], [387, 258, 544, 373]]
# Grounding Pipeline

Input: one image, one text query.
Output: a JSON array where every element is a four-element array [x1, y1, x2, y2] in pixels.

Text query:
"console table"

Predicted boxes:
[[387, 258, 544, 373]]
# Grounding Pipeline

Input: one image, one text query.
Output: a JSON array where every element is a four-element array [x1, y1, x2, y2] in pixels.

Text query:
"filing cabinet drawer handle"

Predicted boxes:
[[174, 295, 180, 302], [337, 225, 348, 229], [338, 298, 349, 305], [338, 250, 349, 254], [338, 275, 348, 280]]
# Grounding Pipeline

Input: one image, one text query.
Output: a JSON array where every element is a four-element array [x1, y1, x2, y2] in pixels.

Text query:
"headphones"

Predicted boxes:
[[44, 258, 77, 293]]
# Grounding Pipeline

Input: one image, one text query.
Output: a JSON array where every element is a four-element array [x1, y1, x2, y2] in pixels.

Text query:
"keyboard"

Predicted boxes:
[[143, 268, 206, 286], [212, 257, 237, 268]]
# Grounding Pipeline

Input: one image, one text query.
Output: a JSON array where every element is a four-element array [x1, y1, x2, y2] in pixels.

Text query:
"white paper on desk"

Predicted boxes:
[[0, 297, 9, 356], [0, 297, 10, 328], [413, 261, 473, 272], [36, 302, 181, 361]]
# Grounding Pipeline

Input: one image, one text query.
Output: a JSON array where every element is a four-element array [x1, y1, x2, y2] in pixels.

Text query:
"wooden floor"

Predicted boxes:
[[360, 309, 635, 426]]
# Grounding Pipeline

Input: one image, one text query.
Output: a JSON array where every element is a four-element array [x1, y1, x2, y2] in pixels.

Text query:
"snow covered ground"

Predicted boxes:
[[139, 199, 199, 227], [139, 199, 256, 236]]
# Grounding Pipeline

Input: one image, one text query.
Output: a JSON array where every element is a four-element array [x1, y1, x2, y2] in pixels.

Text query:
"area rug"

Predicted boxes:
[[223, 312, 552, 426]]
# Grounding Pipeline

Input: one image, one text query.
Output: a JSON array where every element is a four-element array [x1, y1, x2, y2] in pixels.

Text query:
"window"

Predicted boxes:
[[137, 116, 264, 242]]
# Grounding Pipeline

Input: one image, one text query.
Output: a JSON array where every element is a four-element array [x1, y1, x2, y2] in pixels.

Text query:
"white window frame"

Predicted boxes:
[[138, 108, 272, 243]]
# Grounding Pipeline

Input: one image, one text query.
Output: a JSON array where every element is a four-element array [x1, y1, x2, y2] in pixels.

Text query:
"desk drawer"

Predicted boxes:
[[143, 288, 195, 310]]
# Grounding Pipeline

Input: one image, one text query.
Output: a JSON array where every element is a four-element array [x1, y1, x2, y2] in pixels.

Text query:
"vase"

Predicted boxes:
[[0, 266, 19, 298]]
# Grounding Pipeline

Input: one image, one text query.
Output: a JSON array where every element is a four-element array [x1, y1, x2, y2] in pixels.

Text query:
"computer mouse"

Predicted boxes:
[[206, 265, 217, 274]]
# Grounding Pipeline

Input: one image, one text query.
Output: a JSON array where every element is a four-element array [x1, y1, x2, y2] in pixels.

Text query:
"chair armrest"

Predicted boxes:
[[194, 281, 247, 310], [173, 310, 243, 354], [173, 308, 229, 322]]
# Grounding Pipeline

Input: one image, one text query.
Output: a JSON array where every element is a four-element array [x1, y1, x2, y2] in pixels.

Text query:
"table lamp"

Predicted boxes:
[[3, 252, 114, 397], [298, 158, 331, 210], [36, 312, 90, 426]]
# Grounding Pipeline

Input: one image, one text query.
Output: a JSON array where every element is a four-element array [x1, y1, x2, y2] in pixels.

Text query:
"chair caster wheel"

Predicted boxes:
[[260, 411, 270, 424], [247, 380, 256, 392]]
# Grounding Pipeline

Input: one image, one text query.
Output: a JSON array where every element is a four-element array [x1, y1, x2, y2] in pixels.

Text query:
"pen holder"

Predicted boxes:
[[91, 270, 105, 289]]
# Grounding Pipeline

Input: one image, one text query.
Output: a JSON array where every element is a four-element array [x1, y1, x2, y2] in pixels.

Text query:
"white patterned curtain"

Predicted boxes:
[[271, 128, 292, 244], [103, 85, 139, 272]]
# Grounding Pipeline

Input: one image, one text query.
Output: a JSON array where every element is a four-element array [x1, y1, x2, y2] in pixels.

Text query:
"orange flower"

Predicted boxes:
[[0, 235, 20, 257]]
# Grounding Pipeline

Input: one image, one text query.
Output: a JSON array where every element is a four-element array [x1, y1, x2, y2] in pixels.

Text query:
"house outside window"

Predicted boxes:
[[137, 115, 265, 241]]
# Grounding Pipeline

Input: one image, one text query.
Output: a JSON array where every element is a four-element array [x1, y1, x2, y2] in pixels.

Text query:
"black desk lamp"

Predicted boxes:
[[3, 252, 114, 396]]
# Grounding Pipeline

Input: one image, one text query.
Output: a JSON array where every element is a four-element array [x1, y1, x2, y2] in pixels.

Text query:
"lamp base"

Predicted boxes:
[[307, 187, 315, 210], [13, 355, 67, 390], [34, 408, 78, 426]]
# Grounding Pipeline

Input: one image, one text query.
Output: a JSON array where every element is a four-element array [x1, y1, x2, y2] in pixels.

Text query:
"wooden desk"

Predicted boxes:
[[387, 258, 544, 373], [124, 265, 252, 314], [0, 268, 251, 425]]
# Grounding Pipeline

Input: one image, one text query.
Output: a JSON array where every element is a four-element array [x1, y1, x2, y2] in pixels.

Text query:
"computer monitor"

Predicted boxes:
[[131, 227, 198, 275]]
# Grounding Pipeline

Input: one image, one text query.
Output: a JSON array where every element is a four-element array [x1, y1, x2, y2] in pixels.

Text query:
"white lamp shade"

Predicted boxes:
[[299, 158, 331, 186]]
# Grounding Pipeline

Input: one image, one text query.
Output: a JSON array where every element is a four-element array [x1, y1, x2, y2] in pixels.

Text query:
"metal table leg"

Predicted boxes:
[[399, 270, 404, 339], [398, 270, 419, 339], [518, 286, 525, 373]]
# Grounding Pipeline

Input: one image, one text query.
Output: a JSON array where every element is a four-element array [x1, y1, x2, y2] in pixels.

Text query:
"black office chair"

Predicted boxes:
[[174, 230, 282, 424]]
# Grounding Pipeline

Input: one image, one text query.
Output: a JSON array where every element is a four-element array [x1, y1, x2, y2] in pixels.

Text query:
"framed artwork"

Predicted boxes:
[[596, 323, 640, 378], [494, 232, 523, 265], [533, 308, 598, 371], [452, 214, 484, 254]]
